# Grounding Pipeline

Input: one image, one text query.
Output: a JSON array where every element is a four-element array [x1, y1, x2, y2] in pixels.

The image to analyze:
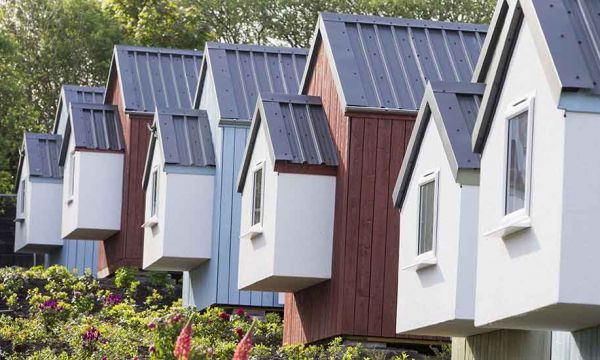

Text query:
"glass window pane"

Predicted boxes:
[[505, 111, 528, 214], [418, 180, 435, 255], [151, 171, 158, 216], [20, 180, 25, 214], [252, 168, 263, 225], [69, 153, 76, 197]]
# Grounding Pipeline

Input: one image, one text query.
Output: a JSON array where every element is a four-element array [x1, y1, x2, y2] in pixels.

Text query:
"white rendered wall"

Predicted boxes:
[[475, 19, 566, 329], [238, 121, 335, 292], [62, 135, 123, 240], [143, 143, 214, 271], [397, 118, 480, 336], [14, 156, 64, 253]]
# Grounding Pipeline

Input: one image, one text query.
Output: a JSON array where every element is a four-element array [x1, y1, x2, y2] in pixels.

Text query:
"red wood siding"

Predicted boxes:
[[283, 40, 421, 344], [97, 76, 150, 276]]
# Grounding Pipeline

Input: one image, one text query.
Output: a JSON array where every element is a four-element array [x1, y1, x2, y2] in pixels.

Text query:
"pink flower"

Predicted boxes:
[[219, 311, 230, 321], [233, 328, 253, 360], [173, 318, 193, 360], [171, 313, 182, 323], [101, 357, 107, 360], [149, 345, 155, 353]]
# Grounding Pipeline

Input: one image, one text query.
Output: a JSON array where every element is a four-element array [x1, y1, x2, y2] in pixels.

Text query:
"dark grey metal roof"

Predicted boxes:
[[16, 133, 63, 186], [53, 85, 105, 134], [107, 45, 203, 113], [300, 12, 488, 111], [59, 103, 125, 165], [393, 82, 484, 208], [142, 109, 216, 189], [194, 42, 308, 123], [531, 0, 600, 92], [237, 93, 338, 192]]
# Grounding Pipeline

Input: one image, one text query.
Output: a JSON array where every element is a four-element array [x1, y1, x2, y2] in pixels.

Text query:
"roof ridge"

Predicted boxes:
[[115, 44, 202, 56], [205, 41, 309, 54], [319, 11, 488, 32]]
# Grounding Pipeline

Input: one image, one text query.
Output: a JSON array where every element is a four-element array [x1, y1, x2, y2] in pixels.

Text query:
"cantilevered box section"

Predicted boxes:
[[237, 93, 338, 292], [60, 103, 124, 240], [14, 133, 64, 253], [142, 109, 215, 271], [393, 82, 484, 337]]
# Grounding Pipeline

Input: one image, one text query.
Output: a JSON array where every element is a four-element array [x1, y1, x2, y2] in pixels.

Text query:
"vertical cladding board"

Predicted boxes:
[[98, 76, 148, 275], [189, 125, 279, 309], [47, 240, 98, 275], [284, 41, 417, 344]]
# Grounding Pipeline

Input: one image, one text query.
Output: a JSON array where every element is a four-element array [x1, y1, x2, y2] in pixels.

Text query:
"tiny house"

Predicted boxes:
[[392, 82, 484, 337], [100, 45, 203, 276], [45, 84, 104, 274], [283, 12, 487, 344], [14, 134, 63, 253], [59, 103, 125, 240], [470, 0, 600, 332], [236, 93, 337, 292], [142, 109, 215, 271], [184, 42, 308, 311]]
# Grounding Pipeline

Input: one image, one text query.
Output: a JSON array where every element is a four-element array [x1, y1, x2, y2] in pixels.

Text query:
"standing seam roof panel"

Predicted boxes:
[[23, 133, 63, 180], [316, 12, 488, 110], [197, 43, 309, 122], [113, 45, 203, 113], [237, 93, 338, 192], [53, 85, 105, 134]]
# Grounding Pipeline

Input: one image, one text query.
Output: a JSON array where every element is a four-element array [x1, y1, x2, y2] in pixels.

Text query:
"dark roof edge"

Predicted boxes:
[[236, 100, 264, 193], [142, 121, 157, 190], [472, 3, 524, 153], [114, 44, 202, 56], [392, 82, 482, 208], [261, 93, 322, 105], [319, 11, 488, 32], [429, 81, 486, 95], [205, 41, 308, 54], [472, 0, 510, 83]]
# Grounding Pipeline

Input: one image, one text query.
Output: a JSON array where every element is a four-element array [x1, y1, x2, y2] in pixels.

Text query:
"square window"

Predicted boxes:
[[252, 166, 263, 226]]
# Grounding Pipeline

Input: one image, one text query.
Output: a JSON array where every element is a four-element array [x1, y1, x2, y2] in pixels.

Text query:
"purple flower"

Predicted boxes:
[[82, 326, 101, 343], [148, 321, 156, 330], [149, 345, 156, 353], [38, 299, 63, 312], [103, 293, 123, 306], [172, 313, 182, 323], [219, 311, 230, 321]]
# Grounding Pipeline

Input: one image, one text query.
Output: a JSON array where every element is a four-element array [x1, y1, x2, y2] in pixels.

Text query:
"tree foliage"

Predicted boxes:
[[0, 0, 495, 193]]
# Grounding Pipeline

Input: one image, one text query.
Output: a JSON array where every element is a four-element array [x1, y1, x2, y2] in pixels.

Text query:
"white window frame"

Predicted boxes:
[[143, 166, 159, 228], [485, 94, 535, 238], [241, 160, 265, 240], [67, 151, 76, 204], [404, 170, 439, 270], [15, 179, 26, 221]]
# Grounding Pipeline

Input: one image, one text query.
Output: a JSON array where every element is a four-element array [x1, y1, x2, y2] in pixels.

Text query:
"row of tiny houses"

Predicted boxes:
[[15, 0, 600, 356]]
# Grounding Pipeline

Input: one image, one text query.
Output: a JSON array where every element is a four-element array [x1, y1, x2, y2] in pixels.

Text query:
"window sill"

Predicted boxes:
[[240, 224, 263, 240], [142, 216, 159, 228], [402, 252, 437, 271], [13, 217, 25, 223], [484, 212, 531, 239]]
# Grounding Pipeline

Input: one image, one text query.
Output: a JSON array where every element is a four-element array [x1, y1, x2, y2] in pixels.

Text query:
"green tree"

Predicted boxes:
[[0, 0, 125, 192], [102, 0, 213, 49]]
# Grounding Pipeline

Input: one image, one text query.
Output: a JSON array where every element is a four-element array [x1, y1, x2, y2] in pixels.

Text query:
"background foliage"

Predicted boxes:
[[0, 0, 495, 193]]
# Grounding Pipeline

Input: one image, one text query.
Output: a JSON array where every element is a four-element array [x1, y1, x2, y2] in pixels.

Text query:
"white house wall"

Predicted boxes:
[[62, 136, 123, 240], [475, 18, 566, 329], [239, 122, 278, 289], [397, 117, 480, 336], [238, 120, 335, 292], [15, 155, 63, 253]]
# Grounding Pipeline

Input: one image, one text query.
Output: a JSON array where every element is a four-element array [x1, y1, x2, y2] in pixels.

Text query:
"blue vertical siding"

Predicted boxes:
[[185, 125, 279, 309], [46, 240, 98, 276]]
